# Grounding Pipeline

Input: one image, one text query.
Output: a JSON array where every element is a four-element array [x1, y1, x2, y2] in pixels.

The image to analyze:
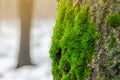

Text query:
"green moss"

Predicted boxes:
[[50, 1, 97, 80], [106, 13, 120, 28], [108, 33, 116, 48], [108, 61, 114, 67]]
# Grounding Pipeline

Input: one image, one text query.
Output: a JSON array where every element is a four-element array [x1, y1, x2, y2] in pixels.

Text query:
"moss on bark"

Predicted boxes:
[[50, 0, 97, 80]]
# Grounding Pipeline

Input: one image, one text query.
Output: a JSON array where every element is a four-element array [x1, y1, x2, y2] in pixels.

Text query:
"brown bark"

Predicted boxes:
[[89, 0, 120, 80], [73, 0, 120, 79], [16, 0, 33, 68]]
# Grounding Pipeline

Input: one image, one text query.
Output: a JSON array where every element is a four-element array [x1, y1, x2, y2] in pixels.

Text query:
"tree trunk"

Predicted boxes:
[[89, 0, 120, 80], [50, 0, 120, 80], [16, 0, 33, 68]]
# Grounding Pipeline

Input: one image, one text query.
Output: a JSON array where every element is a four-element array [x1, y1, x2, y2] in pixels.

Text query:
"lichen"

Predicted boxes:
[[104, 32, 120, 79]]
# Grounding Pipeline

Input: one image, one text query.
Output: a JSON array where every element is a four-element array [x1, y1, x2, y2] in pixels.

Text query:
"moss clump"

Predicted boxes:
[[50, 0, 97, 80], [106, 13, 120, 28]]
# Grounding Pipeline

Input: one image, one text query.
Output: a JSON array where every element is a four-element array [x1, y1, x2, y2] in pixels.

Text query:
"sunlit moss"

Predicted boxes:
[[50, 0, 97, 80]]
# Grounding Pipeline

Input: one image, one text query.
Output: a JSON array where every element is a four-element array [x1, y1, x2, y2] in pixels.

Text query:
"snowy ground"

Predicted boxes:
[[0, 19, 54, 80]]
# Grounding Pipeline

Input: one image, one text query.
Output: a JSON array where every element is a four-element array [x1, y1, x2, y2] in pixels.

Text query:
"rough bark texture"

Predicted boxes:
[[16, 0, 33, 68], [50, 0, 120, 80], [89, 0, 120, 80]]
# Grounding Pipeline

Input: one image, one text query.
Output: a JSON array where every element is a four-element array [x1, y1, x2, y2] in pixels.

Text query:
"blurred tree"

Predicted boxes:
[[16, 0, 33, 68]]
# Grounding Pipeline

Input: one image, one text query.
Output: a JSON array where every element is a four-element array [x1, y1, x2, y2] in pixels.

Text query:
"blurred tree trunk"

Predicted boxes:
[[16, 0, 33, 68], [50, 0, 120, 80]]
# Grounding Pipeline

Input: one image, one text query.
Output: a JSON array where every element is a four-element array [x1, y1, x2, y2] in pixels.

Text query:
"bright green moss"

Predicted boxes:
[[106, 13, 120, 28], [50, 1, 97, 80]]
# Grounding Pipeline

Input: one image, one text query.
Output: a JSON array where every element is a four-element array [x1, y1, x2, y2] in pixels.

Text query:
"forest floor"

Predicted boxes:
[[0, 19, 54, 80]]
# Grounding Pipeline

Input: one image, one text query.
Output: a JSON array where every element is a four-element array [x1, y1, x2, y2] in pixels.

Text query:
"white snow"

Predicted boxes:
[[0, 19, 55, 80]]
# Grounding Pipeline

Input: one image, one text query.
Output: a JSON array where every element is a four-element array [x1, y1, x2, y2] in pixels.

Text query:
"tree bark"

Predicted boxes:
[[88, 0, 120, 80], [50, 0, 120, 80], [16, 0, 33, 68]]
